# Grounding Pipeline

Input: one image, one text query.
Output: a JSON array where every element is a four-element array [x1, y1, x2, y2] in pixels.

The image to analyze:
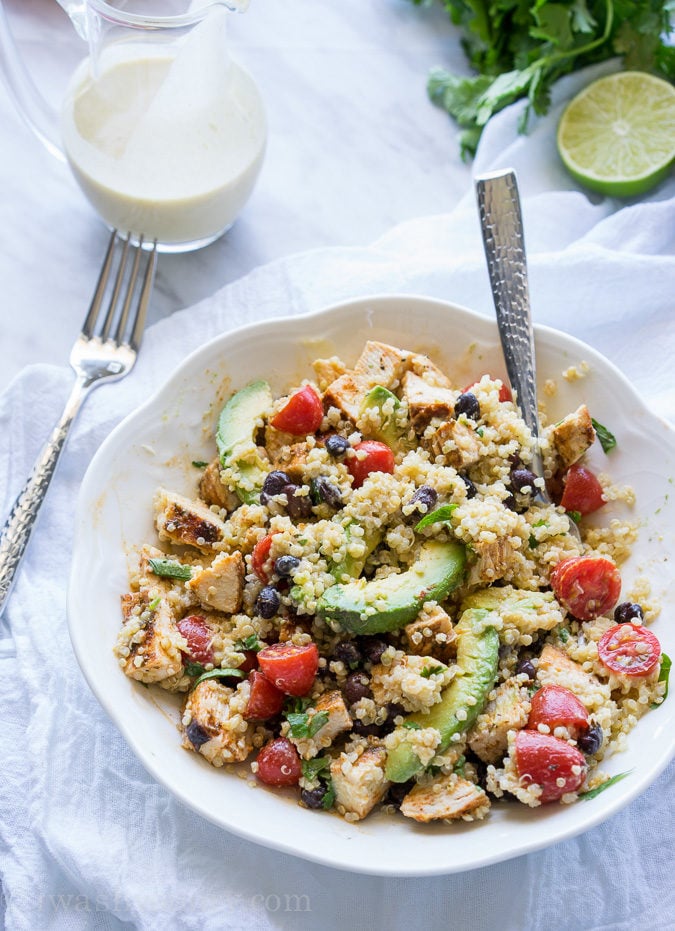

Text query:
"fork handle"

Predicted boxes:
[[475, 169, 540, 439], [0, 375, 89, 618]]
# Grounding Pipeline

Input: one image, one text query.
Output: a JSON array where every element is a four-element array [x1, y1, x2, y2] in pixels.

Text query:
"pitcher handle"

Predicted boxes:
[[0, 0, 65, 161]]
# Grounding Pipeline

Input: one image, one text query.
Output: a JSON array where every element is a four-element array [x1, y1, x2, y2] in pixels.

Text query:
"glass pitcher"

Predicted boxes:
[[0, 0, 267, 251]]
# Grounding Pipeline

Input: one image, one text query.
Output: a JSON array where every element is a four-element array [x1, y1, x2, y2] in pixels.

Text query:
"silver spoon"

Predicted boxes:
[[474, 168, 581, 539]]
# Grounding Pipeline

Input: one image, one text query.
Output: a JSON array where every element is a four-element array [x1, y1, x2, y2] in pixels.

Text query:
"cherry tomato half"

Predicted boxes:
[[177, 615, 214, 665], [465, 377, 512, 403], [256, 737, 302, 786], [514, 730, 587, 803], [244, 670, 285, 720], [597, 623, 661, 678], [560, 464, 606, 515], [550, 556, 622, 621], [271, 385, 324, 435], [251, 533, 277, 582], [528, 684, 589, 732], [257, 641, 319, 696], [347, 440, 395, 489]]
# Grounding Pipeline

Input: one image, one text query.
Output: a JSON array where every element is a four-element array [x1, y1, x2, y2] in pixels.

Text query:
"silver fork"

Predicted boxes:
[[0, 230, 157, 617]]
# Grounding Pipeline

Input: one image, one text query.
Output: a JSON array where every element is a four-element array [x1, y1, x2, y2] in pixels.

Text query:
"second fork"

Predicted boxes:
[[0, 230, 157, 617]]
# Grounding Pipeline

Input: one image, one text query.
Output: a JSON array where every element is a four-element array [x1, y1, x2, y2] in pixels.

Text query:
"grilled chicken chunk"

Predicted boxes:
[[116, 595, 188, 691], [290, 690, 353, 760], [199, 460, 240, 512], [404, 604, 456, 662], [182, 679, 254, 766], [353, 341, 410, 389], [154, 488, 228, 553], [330, 747, 389, 821], [400, 773, 489, 822], [550, 404, 596, 469], [423, 419, 481, 467], [187, 551, 245, 614], [402, 371, 456, 430]]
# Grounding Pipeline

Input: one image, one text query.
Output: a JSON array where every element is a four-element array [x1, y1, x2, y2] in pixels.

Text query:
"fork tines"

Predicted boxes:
[[81, 231, 157, 352]]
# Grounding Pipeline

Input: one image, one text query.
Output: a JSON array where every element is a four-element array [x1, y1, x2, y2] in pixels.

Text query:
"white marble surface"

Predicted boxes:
[[0, 0, 470, 393]]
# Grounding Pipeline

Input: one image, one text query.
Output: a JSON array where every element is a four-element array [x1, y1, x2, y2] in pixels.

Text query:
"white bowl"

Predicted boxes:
[[68, 295, 675, 876]]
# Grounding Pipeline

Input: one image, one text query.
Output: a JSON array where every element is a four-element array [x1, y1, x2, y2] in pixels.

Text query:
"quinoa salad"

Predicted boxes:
[[115, 340, 669, 824]]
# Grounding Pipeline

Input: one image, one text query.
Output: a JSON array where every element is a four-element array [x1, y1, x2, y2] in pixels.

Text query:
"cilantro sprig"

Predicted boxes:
[[411, 0, 675, 158]]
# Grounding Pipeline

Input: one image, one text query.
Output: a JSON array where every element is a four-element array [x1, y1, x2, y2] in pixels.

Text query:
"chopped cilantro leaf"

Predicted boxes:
[[581, 770, 632, 800], [234, 634, 261, 653], [415, 504, 457, 532], [568, 510, 582, 524], [148, 558, 193, 581], [286, 709, 329, 739], [185, 662, 206, 678], [321, 779, 336, 810], [591, 419, 617, 454], [651, 653, 671, 709], [193, 667, 245, 688], [402, 721, 422, 730], [191, 460, 209, 469], [420, 664, 445, 678], [301, 756, 331, 782]]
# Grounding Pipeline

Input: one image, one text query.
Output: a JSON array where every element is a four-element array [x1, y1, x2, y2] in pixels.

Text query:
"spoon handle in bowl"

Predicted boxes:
[[474, 169, 540, 440]]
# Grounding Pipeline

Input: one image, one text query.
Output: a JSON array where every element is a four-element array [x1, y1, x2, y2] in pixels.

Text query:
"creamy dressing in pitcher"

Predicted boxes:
[[60, 13, 266, 247]]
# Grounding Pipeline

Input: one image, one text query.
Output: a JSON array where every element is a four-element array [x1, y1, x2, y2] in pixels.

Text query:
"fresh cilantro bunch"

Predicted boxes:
[[411, 0, 675, 158]]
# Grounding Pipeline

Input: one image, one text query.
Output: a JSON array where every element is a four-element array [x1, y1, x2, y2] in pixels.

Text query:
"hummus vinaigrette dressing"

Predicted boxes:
[[60, 11, 266, 247]]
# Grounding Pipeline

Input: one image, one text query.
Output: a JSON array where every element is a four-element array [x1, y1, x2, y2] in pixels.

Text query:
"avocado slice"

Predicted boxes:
[[359, 385, 406, 446], [316, 540, 465, 634], [385, 606, 499, 782], [330, 519, 382, 582], [216, 381, 272, 505]]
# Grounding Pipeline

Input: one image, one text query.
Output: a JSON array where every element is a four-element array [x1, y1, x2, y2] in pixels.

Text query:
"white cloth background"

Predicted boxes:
[[1, 64, 674, 931]]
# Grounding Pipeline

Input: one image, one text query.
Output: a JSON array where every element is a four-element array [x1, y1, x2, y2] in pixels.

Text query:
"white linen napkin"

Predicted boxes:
[[1, 64, 674, 931]]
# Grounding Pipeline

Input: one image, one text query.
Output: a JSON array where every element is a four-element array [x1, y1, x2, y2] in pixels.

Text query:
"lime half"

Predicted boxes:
[[557, 71, 675, 197]]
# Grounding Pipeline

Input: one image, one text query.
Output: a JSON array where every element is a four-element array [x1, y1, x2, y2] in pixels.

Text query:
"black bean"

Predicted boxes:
[[310, 476, 343, 509], [262, 470, 292, 497], [343, 671, 372, 704], [352, 720, 383, 738], [274, 555, 300, 578], [454, 391, 480, 421], [578, 723, 603, 755], [360, 637, 388, 665], [406, 485, 438, 521], [301, 785, 329, 810], [332, 641, 362, 668], [503, 492, 517, 511], [256, 585, 280, 619], [516, 657, 536, 681], [325, 434, 350, 457], [511, 467, 538, 493], [284, 484, 314, 520], [185, 721, 211, 751], [460, 474, 477, 499], [387, 781, 414, 808], [614, 602, 644, 624], [381, 702, 404, 734]]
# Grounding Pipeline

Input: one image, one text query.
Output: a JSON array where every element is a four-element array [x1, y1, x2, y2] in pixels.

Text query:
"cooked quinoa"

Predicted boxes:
[[115, 340, 667, 825]]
